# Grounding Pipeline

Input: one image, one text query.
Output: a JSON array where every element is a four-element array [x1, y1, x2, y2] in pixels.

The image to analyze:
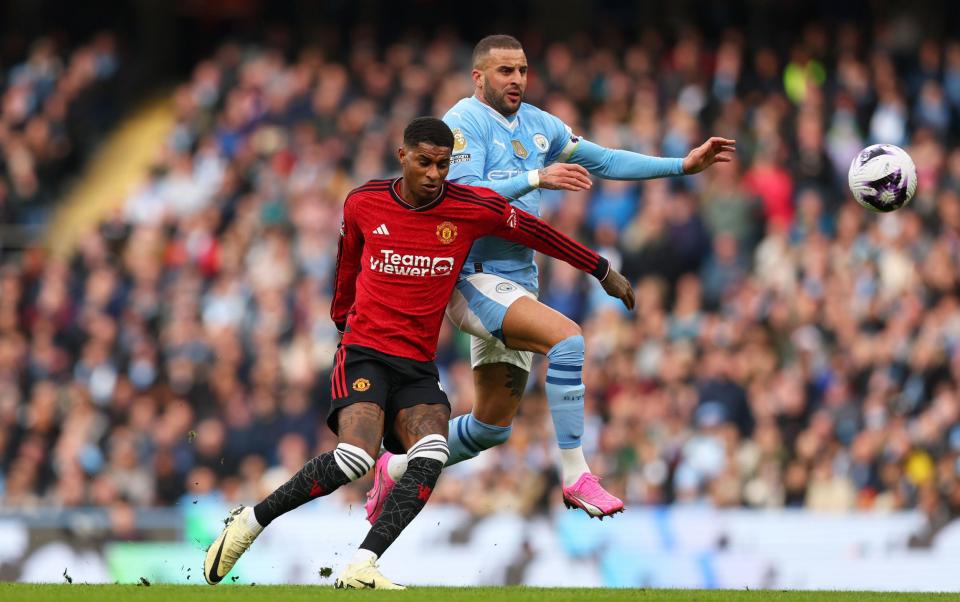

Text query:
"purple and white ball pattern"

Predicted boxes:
[[848, 143, 917, 213]]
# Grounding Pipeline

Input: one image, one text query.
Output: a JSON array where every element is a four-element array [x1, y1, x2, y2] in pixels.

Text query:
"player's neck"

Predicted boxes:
[[397, 178, 441, 208]]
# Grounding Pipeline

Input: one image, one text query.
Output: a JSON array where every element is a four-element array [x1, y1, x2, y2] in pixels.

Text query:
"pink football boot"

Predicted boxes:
[[364, 452, 397, 524], [562, 473, 624, 519]]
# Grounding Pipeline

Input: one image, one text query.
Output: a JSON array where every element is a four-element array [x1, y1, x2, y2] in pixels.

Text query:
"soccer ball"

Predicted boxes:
[[847, 143, 917, 212]]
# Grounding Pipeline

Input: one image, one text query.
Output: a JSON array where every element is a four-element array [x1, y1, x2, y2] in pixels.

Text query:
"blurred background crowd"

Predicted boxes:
[[1, 1, 960, 547], [0, 32, 120, 231]]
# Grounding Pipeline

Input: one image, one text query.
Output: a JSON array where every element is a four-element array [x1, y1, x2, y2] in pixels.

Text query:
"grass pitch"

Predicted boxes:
[[1, 584, 958, 601]]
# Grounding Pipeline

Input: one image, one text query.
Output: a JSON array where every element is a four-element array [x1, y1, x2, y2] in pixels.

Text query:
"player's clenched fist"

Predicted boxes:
[[599, 267, 635, 310], [537, 163, 593, 191]]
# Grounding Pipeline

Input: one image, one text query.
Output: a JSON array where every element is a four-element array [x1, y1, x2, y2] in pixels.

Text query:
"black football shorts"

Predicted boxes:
[[328, 344, 450, 453]]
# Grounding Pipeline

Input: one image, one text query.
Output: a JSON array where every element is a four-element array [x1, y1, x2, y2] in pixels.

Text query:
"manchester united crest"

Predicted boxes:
[[352, 378, 371, 392], [436, 221, 458, 244]]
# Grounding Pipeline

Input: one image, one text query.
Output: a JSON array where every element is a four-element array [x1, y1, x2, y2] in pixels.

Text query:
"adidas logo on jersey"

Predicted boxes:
[[372, 224, 390, 236]]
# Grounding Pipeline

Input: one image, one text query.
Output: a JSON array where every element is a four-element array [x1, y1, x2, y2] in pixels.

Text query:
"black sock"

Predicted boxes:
[[253, 451, 350, 526], [359, 457, 442, 557]]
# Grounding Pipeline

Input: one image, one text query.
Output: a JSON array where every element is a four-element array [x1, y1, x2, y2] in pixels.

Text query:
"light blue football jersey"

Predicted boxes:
[[443, 96, 577, 295]]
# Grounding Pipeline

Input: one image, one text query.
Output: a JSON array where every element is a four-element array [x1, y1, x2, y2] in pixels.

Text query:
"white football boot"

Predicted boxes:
[[204, 506, 262, 584], [335, 557, 405, 590]]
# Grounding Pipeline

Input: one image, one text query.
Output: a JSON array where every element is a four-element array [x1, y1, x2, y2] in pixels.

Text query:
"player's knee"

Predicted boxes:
[[547, 333, 585, 365], [555, 319, 582, 342], [532, 317, 581, 350], [333, 442, 375, 481], [408, 433, 450, 466]]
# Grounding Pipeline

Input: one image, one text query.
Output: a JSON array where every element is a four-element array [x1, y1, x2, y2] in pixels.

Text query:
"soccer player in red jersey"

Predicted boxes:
[[204, 117, 634, 589]]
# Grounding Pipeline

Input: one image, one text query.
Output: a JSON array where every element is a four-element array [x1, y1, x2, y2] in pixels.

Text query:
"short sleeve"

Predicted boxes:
[[443, 108, 487, 184]]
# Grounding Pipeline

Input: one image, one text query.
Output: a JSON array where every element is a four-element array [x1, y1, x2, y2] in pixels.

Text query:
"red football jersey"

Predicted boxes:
[[331, 178, 609, 362]]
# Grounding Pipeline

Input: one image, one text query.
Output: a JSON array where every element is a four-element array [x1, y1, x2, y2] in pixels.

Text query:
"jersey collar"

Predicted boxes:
[[390, 177, 447, 212]]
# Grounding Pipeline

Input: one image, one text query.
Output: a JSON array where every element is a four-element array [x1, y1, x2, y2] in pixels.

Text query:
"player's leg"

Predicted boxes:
[[448, 273, 591, 480], [447, 275, 600, 479], [357, 404, 449, 556], [204, 403, 382, 584], [460, 357, 526, 449], [205, 348, 385, 584], [499, 296, 589, 479], [447, 354, 525, 463], [364, 345, 522, 524], [499, 295, 623, 518], [254, 345, 387, 526], [252, 402, 381, 526], [442, 274, 532, 463], [339, 367, 451, 590]]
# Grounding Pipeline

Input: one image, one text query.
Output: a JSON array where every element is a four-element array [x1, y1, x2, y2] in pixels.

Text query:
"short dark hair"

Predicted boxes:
[[403, 117, 454, 149], [472, 34, 523, 68]]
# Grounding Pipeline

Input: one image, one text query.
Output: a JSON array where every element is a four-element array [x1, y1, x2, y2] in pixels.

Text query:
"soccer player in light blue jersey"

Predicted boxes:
[[366, 35, 735, 519]]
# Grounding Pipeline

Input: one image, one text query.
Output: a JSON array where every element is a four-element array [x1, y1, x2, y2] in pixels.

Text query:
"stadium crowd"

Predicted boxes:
[[0, 33, 120, 230], [2, 20, 960, 542]]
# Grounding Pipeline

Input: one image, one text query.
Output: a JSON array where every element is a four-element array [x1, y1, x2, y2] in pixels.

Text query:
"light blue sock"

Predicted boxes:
[[446, 413, 512, 466], [545, 335, 585, 449]]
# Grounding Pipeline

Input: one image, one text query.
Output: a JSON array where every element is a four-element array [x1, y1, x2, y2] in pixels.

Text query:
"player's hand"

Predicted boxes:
[[537, 163, 593, 191], [600, 268, 635, 310], [682, 137, 736, 174]]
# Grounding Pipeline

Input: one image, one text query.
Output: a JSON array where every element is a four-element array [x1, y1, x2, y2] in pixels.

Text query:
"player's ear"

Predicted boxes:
[[397, 146, 406, 165], [471, 68, 483, 90]]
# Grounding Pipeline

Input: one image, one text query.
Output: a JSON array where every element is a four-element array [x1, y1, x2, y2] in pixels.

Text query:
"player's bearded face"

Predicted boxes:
[[398, 143, 450, 205], [478, 48, 527, 116]]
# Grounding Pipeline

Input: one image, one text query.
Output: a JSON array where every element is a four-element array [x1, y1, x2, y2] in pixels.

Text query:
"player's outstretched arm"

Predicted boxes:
[[562, 137, 735, 180]]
